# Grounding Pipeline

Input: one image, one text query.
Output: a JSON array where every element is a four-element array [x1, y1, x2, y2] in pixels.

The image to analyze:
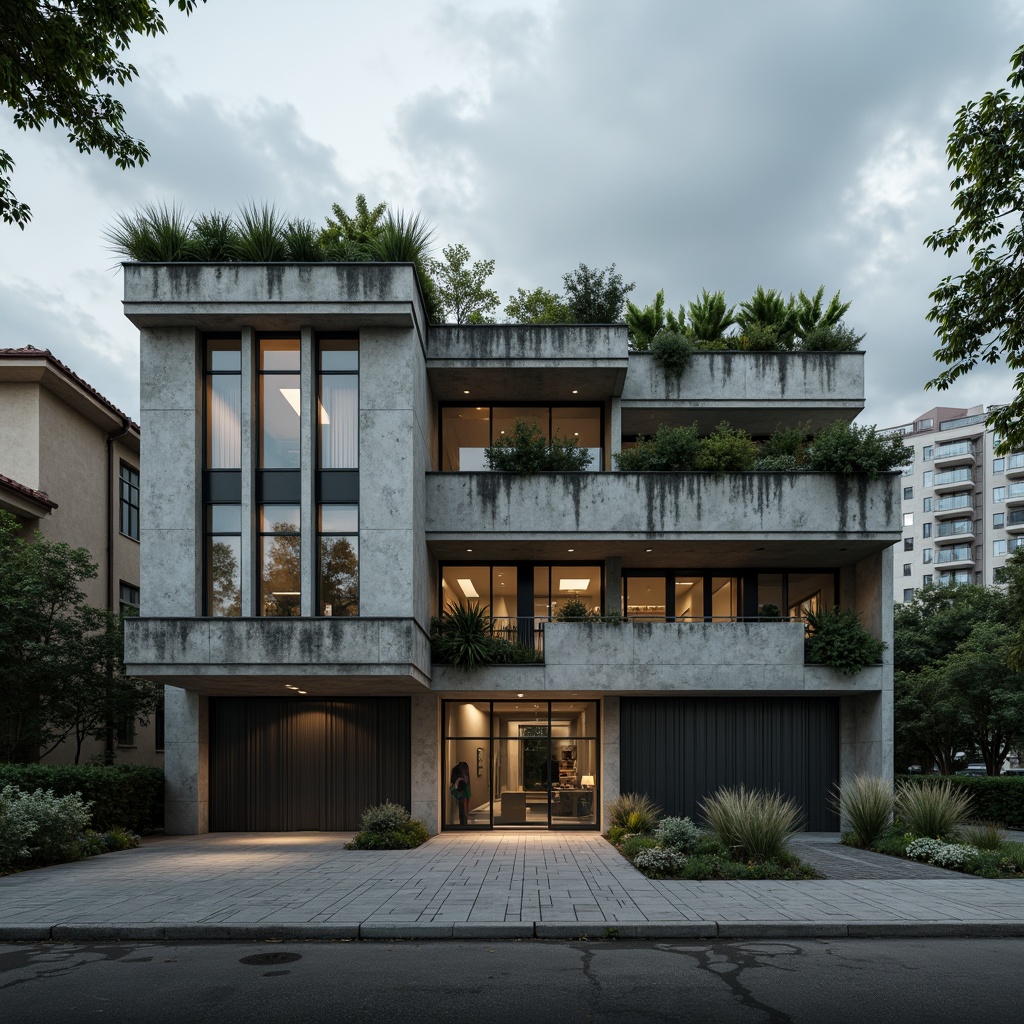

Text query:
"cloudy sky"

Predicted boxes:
[[1, 0, 1022, 427]]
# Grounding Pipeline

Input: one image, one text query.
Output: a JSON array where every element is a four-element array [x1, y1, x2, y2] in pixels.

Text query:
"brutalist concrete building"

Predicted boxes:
[[122, 264, 898, 835]]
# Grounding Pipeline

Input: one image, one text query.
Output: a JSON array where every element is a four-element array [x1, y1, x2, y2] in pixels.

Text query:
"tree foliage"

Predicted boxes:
[[1, 0, 204, 228], [735, 286, 798, 349], [561, 263, 635, 323], [995, 547, 1024, 671], [0, 510, 159, 763], [685, 289, 737, 344], [625, 289, 666, 349], [429, 243, 500, 324], [503, 286, 572, 324], [925, 44, 1024, 453]]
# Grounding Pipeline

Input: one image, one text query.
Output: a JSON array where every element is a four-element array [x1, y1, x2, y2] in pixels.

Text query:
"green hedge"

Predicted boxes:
[[897, 775, 1024, 829], [0, 765, 163, 833]]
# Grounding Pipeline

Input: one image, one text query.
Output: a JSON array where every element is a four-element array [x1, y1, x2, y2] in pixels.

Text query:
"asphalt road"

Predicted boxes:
[[0, 938, 1017, 1024]]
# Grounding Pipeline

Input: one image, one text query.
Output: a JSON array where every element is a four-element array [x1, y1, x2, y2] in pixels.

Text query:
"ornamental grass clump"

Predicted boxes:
[[836, 775, 893, 848], [960, 821, 1007, 851], [606, 792, 660, 835], [894, 779, 973, 839], [700, 785, 803, 863]]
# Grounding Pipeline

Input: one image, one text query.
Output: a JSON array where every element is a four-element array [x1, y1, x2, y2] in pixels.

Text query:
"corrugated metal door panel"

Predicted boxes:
[[620, 696, 839, 831], [209, 697, 411, 831]]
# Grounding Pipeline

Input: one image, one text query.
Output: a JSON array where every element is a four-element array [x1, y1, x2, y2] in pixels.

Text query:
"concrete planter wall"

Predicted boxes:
[[426, 470, 900, 540]]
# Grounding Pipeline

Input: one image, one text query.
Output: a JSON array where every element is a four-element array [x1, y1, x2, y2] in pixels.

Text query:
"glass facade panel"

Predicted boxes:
[[320, 337, 358, 372], [441, 407, 490, 471], [756, 574, 784, 617], [260, 338, 300, 371], [552, 406, 602, 471], [319, 376, 358, 468], [788, 573, 834, 620], [207, 534, 241, 616], [206, 374, 241, 468], [492, 406, 546, 439], [207, 339, 241, 372], [674, 575, 705, 620], [260, 371, 301, 468], [318, 535, 358, 616], [711, 577, 740, 620], [550, 567, 601, 618], [625, 575, 666, 620], [260, 504, 300, 616], [442, 565, 491, 611]]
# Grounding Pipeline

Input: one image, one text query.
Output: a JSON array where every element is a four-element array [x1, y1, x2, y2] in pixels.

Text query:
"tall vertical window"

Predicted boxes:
[[205, 338, 241, 468], [119, 463, 139, 540], [319, 337, 359, 468], [119, 582, 140, 616], [260, 504, 300, 616], [207, 506, 242, 616], [318, 505, 358, 615], [259, 337, 301, 468]]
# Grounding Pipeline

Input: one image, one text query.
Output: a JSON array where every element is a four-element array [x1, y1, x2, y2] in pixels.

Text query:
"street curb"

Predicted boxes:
[[5, 919, 1024, 942]]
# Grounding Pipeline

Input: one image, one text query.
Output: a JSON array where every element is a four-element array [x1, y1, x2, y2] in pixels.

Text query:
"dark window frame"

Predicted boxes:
[[119, 461, 140, 541]]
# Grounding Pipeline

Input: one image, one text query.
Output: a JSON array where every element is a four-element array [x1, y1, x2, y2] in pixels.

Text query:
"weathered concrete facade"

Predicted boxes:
[[123, 264, 898, 836]]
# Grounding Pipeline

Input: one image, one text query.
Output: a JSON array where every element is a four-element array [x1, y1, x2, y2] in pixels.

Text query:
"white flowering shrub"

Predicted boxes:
[[905, 837, 980, 869], [0, 785, 39, 872], [632, 846, 688, 877], [5, 787, 91, 866], [655, 816, 704, 853]]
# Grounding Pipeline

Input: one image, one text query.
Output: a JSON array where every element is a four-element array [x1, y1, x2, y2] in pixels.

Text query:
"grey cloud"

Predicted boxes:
[[398, 0, 1021, 425], [0, 280, 140, 419]]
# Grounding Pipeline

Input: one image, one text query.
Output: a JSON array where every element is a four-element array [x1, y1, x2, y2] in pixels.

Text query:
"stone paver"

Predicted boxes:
[[1, 830, 1022, 941]]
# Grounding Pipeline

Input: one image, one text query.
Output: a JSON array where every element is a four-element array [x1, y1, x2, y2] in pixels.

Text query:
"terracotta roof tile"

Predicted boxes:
[[0, 345, 140, 433], [0, 472, 58, 510]]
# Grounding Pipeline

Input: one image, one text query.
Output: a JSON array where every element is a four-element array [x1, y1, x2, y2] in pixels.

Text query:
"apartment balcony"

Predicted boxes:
[[431, 621, 884, 694], [1005, 453, 1024, 480], [124, 616, 433, 691], [1006, 511, 1024, 535], [932, 493, 976, 520], [933, 443, 976, 470], [934, 520, 975, 544], [619, 351, 865, 436], [427, 324, 629, 402], [1006, 484, 1024, 508], [934, 548, 975, 570], [425, 471, 901, 554], [932, 468, 976, 494]]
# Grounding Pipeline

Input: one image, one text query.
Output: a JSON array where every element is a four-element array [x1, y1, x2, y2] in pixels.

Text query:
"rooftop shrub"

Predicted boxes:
[[804, 605, 886, 675], [807, 420, 912, 476], [649, 329, 692, 376], [484, 419, 593, 472], [694, 421, 759, 473], [613, 423, 700, 471]]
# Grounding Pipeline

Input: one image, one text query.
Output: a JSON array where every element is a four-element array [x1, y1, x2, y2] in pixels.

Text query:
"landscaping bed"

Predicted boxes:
[[607, 791, 821, 881]]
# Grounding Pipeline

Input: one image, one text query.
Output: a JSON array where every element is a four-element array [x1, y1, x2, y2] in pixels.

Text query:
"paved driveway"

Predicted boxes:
[[2, 831, 1023, 941]]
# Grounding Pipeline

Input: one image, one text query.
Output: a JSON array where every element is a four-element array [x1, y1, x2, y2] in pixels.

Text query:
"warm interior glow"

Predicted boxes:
[[457, 578, 479, 598], [581, 775, 595, 788], [280, 388, 331, 424], [272, 591, 301, 596], [559, 578, 590, 591]]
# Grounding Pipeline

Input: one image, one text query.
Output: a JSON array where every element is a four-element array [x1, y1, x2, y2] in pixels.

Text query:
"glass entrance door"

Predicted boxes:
[[443, 699, 599, 830]]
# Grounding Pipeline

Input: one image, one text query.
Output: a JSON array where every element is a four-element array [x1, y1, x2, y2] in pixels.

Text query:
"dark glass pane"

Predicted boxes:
[[320, 337, 358, 372], [788, 573, 834, 620], [319, 375, 358, 468], [260, 337, 300, 371], [208, 535, 241, 616], [260, 372, 301, 468], [757, 574, 784, 617], [711, 577, 740, 620], [319, 536, 358, 616], [206, 375, 241, 469], [260, 504, 300, 533]]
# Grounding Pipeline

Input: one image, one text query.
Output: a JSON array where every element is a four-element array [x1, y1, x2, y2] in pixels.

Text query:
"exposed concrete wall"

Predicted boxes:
[[410, 694, 440, 833], [0, 383, 40, 489], [124, 616, 432, 684], [601, 696, 620, 831], [427, 471, 901, 541], [139, 326, 201, 617], [621, 351, 864, 404], [428, 324, 629, 362], [164, 687, 208, 834]]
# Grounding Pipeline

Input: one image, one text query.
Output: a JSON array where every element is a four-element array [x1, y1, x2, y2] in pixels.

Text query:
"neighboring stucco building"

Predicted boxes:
[[884, 405, 1024, 603], [0, 346, 161, 765], [122, 264, 898, 835]]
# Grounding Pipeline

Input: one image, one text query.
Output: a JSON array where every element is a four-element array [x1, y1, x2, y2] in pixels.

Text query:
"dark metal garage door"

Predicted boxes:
[[209, 697, 411, 831], [620, 696, 839, 831]]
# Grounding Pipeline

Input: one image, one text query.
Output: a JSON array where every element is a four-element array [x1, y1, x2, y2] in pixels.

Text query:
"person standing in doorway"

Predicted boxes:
[[450, 761, 471, 826]]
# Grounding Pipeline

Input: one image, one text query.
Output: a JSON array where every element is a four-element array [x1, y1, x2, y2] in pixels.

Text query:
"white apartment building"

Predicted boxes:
[[886, 405, 1024, 603]]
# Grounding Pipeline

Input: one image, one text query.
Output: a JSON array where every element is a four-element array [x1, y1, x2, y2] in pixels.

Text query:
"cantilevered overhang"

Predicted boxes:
[[122, 262, 427, 334], [124, 616, 432, 693], [427, 324, 629, 400], [621, 351, 865, 435], [425, 470, 901, 563]]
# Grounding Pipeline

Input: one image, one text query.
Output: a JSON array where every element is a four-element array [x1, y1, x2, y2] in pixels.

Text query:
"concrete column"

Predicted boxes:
[[240, 328, 255, 616], [605, 557, 622, 617], [609, 397, 622, 468], [300, 327, 314, 617], [601, 696, 620, 831], [410, 694, 439, 833], [164, 686, 209, 834]]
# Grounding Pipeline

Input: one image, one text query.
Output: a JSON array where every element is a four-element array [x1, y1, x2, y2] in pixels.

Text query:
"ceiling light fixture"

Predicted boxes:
[[646, 548, 652, 553], [457, 578, 479, 599], [463, 390, 470, 394], [559, 578, 590, 590], [517, 693, 524, 698], [572, 390, 578, 394]]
